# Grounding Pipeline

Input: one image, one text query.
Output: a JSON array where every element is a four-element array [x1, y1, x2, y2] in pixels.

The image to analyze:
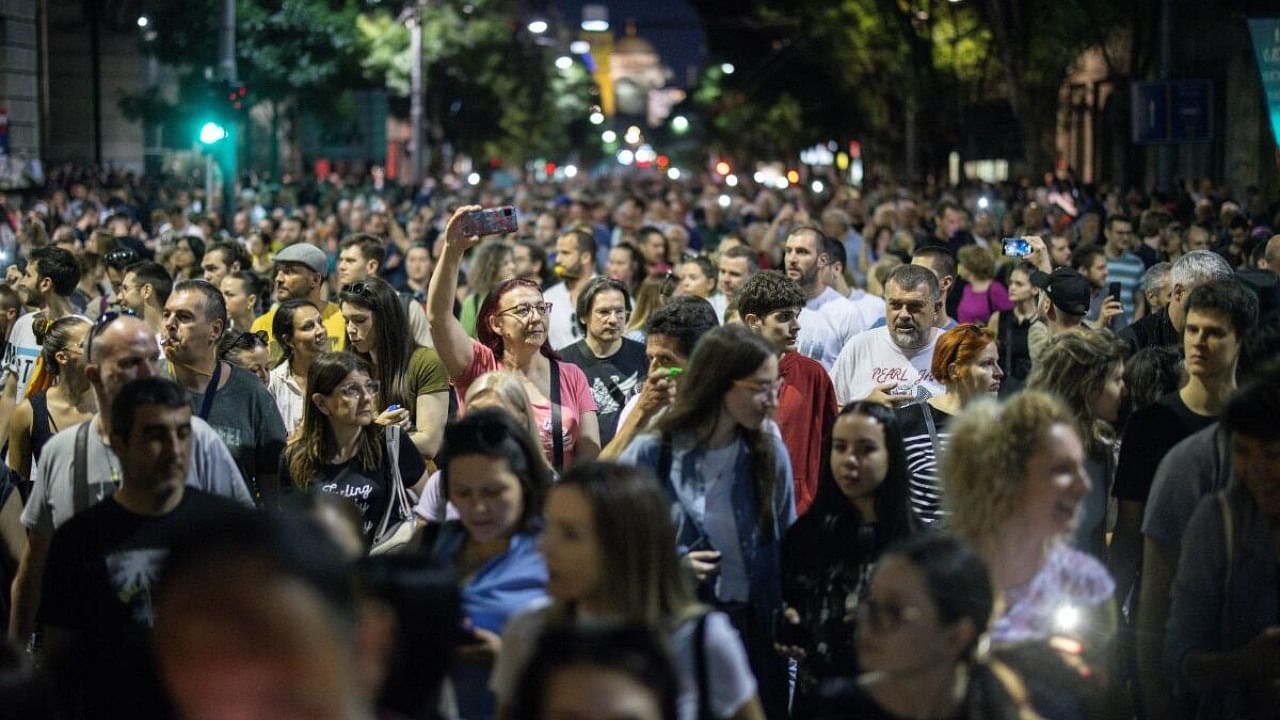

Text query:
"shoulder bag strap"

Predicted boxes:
[[921, 402, 943, 468], [374, 426, 410, 541], [72, 421, 92, 514], [197, 360, 224, 421], [550, 360, 564, 471], [1217, 493, 1234, 596], [694, 612, 712, 720]]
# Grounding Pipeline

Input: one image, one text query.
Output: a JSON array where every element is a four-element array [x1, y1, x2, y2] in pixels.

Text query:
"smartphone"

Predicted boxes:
[[1001, 237, 1032, 257], [461, 206, 518, 237], [773, 607, 807, 648], [1109, 282, 1122, 303]]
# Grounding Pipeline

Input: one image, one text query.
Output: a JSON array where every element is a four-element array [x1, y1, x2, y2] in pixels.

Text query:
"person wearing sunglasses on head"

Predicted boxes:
[[429, 206, 600, 473], [217, 328, 271, 386], [340, 277, 449, 460], [619, 324, 795, 720]]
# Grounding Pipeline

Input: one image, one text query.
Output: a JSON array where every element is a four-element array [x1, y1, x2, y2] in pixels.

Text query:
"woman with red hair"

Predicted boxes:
[[428, 206, 600, 472], [891, 323, 1003, 526]]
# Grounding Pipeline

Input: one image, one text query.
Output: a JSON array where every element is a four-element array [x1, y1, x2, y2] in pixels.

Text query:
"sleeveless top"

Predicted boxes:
[[29, 393, 57, 464]]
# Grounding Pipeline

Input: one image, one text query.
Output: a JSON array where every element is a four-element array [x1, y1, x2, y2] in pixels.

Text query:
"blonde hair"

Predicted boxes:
[[942, 391, 1076, 544], [465, 371, 550, 472]]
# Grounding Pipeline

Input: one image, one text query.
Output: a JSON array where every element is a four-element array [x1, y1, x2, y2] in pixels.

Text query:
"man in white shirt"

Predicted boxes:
[[545, 229, 598, 350], [784, 227, 867, 369], [832, 264, 945, 407]]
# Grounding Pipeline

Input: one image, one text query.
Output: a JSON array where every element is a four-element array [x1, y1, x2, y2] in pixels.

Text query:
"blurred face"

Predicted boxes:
[[784, 233, 824, 289], [586, 289, 627, 345], [230, 346, 272, 385], [640, 233, 667, 266], [555, 236, 588, 281], [1146, 283, 1172, 310], [1088, 361, 1126, 423], [885, 280, 940, 351], [951, 340, 1002, 398], [747, 306, 800, 353], [857, 557, 960, 676], [336, 247, 374, 286], [1185, 227, 1212, 252], [1083, 254, 1108, 290], [1183, 308, 1239, 380], [163, 289, 222, 364], [675, 261, 715, 299], [490, 286, 548, 350], [406, 247, 432, 283], [220, 276, 256, 320], [1105, 220, 1135, 252], [938, 208, 966, 239], [114, 403, 193, 495], [88, 320, 163, 401], [830, 412, 889, 506], [447, 454, 525, 545], [340, 301, 376, 355], [1015, 423, 1090, 542], [535, 214, 559, 245], [279, 219, 303, 245], [645, 334, 687, 375], [313, 370, 377, 429], [275, 263, 319, 302], [540, 485, 604, 606], [1236, 433, 1280, 519], [606, 247, 635, 284], [514, 245, 539, 282], [17, 260, 44, 305], [1008, 269, 1036, 303], [202, 250, 234, 286], [541, 667, 664, 720], [1049, 236, 1072, 268], [717, 257, 751, 301], [723, 355, 780, 431]]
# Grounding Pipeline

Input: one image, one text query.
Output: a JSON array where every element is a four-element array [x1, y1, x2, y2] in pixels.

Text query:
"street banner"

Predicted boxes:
[[1248, 17, 1280, 147]]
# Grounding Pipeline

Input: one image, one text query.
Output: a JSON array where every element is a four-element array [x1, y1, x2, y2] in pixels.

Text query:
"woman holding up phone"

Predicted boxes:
[[428, 206, 600, 472]]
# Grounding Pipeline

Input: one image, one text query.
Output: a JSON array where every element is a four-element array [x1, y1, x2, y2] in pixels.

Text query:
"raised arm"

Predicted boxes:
[[427, 205, 483, 379]]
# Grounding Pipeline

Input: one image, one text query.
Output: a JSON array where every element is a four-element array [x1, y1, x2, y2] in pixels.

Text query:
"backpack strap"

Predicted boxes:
[[72, 421, 92, 515], [550, 361, 564, 471]]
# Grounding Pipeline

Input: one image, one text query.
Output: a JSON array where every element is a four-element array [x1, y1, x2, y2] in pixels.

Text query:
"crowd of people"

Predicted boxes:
[[0, 164, 1278, 720]]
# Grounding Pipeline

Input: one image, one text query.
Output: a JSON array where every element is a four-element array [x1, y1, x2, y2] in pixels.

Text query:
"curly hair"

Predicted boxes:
[[1026, 328, 1128, 454], [942, 391, 1076, 544]]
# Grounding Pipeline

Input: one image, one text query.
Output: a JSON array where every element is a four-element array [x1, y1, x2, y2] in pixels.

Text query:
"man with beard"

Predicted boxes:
[[557, 278, 647, 446], [250, 243, 346, 361], [784, 227, 866, 370], [831, 264, 944, 407], [544, 229, 598, 350]]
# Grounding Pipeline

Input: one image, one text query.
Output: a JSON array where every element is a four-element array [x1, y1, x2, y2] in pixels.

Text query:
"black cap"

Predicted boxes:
[[1031, 267, 1091, 316]]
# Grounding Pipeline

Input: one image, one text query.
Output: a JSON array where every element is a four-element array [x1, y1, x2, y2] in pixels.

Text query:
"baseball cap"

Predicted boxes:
[[1031, 267, 1091, 316], [273, 243, 328, 277]]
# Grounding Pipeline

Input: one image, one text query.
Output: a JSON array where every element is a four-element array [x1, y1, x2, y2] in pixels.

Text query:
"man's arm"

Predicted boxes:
[[1108, 499, 1145, 619], [599, 370, 673, 460], [8, 528, 49, 643], [1137, 536, 1179, 720]]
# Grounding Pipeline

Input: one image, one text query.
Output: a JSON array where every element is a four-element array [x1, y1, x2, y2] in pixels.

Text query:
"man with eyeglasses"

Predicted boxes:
[[557, 278, 648, 446], [737, 271, 838, 516], [163, 280, 287, 506], [250, 243, 346, 361], [9, 312, 250, 647]]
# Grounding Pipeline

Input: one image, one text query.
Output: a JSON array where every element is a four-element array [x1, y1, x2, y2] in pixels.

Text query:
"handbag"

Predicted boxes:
[[371, 425, 417, 555]]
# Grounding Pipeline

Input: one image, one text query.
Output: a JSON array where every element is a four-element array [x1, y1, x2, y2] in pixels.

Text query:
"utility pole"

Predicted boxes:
[[409, 0, 427, 185], [219, 0, 238, 223], [1156, 0, 1173, 194]]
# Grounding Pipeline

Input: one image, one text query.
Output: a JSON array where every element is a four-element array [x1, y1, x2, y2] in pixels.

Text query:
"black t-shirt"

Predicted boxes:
[[1118, 306, 1180, 357], [39, 489, 242, 718], [557, 338, 648, 445], [280, 429, 424, 540], [1113, 391, 1216, 503]]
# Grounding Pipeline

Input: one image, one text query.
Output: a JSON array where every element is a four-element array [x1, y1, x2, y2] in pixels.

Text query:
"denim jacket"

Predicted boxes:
[[620, 430, 796, 620], [1166, 486, 1279, 720]]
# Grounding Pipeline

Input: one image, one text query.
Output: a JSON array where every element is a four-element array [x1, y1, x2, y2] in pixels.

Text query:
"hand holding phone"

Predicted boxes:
[[1108, 281, 1123, 303], [1002, 237, 1032, 257]]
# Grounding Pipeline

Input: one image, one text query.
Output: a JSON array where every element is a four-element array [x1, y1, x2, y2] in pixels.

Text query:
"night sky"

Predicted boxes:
[[553, 0, 708, 87]]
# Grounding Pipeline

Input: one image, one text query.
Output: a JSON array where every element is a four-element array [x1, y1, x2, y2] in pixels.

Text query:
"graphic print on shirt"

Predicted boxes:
[[105, 548, 168, 627], [323, 479, 378, 535], [589, 370, 642, 417], [871, 366, 939, 400]]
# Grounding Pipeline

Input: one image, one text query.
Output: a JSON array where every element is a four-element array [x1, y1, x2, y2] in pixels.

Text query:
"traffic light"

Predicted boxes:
[[199, 121, 229, 145]]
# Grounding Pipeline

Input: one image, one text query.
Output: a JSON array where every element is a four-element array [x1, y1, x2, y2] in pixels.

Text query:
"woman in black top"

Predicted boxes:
[[990, 262, 1043, 398], [778, 401, 914, 716]]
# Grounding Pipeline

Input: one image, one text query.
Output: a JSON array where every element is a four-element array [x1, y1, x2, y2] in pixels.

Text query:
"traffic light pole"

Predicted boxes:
[[409, 0, 427, 184], [219, 0, 238, 223]]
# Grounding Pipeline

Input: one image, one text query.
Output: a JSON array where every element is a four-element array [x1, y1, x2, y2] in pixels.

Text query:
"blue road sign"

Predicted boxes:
[[1131, 80, 1213, 145]]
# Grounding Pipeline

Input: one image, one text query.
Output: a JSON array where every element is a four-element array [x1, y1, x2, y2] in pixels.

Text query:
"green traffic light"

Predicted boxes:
[[199, 121, 228, 145]]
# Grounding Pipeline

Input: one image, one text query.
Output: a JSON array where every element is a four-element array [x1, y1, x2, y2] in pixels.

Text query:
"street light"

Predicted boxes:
[[602, 130, 617, 143], [720, 63, 735, 75], [136, 15, 150, 28], [570, 40, 591, 54], [589, 111, 605, 125], [199, 121, 228, 145], [527, 19, 548, 34], [555, 56, 574, 70], [671, 115, 689, 134]]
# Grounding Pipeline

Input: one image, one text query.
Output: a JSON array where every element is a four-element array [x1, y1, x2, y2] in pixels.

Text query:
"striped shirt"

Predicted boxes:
[[892, 402, 954, 526], [1105, 250, 1146, 320]]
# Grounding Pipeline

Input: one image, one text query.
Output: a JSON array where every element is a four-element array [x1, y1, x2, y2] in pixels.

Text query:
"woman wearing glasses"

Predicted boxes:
[[776, 401, 914, 716], [619, 324, 795, 719], [428, 206, 600, 472], [815, 534, 1036, 720], [267, 299, 330, 437], [892, 323, 1004, 527], [280, 351, 427, 542], [421, 408, 553, 720], [341, 277, 451, 460]]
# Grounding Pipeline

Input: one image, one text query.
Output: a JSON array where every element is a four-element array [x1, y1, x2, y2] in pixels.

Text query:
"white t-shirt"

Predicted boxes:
[[709, 293, 728, 324], [491, 604, 757, 720], [808, 287, 867, 349], [267, 362, 305, 437], [848, 287, 886, 326], [796, 307, 842, 370], [3, 312, 43, 405], [831, 326, 944, 407], [544, 281, 584, 351]]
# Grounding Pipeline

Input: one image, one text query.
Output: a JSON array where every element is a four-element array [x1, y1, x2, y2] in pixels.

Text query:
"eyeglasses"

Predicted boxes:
[[732, 377, 784, 401], [335, 379, 381, 400], [85, 309, 139, 362], [104, 248, 139, 269], [498, 302, 552, 321], [855, 598, 923, 633]]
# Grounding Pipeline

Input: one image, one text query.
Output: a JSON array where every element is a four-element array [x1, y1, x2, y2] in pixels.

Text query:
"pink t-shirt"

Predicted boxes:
[[957, 281, 1014, 325], [457, 340, 598, 468]]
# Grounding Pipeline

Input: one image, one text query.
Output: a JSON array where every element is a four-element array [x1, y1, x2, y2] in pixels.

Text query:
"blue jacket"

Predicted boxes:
[[1166, 486, 1279, 720], [620, 430, 796, 623]]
